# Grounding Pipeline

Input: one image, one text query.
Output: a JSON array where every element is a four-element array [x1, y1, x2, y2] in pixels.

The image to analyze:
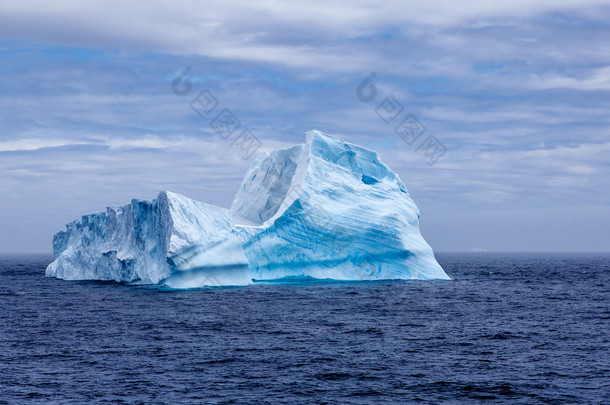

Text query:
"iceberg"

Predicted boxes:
[[46, 130, 449, 287], [232, 130, 448, 281], [46, 191, 251, 287]]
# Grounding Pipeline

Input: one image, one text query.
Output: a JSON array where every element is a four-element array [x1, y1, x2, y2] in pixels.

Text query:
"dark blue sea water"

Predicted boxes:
[[1, 253, 609, 404]]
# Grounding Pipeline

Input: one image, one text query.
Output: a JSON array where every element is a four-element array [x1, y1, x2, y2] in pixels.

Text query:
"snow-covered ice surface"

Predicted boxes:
[[46, 130, 449, 287]]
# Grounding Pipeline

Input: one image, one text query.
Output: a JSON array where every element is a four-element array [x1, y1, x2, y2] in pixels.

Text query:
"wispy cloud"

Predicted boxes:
[[530, 66, 610, 90]]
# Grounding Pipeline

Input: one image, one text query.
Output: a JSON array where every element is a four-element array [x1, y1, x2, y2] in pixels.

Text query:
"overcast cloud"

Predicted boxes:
[[1, 1, 609, 252]]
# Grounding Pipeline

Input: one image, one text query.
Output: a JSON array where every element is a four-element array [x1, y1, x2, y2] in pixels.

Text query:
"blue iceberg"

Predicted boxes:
[[46, 191, 251, 287], [46, 131, 449, 287]]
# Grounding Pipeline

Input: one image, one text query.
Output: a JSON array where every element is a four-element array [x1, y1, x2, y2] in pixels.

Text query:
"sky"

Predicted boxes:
[[1, 0, 609, 253]]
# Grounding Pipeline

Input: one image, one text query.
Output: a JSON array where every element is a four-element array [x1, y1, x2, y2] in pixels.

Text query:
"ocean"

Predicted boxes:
[[1, 253, 608, 404]]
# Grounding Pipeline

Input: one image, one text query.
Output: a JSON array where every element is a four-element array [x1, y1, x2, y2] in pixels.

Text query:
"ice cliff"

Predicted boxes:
[[46, 130, 449, 287], [46, 191, 251, 287]]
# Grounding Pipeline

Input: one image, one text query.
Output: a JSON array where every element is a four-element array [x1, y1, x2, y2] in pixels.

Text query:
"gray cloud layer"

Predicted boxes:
[[1, 1, 609, 252]]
